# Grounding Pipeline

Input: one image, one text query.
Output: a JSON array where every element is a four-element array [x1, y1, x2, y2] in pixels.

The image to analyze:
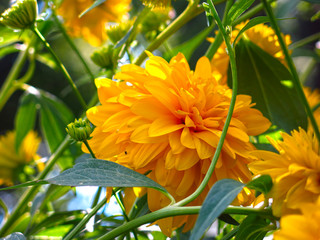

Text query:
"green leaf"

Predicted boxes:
[[226, 0, 255, 25], [79, 0, 106, 18], [233, 16, 270, 44], [246, 175, 273, 195], [302, 0, 320, 3], [36, 52, 58, 70], [2, 232, 26, 240], [164, 25, 214, 61], [14, 93, 38, 152], [219, 214, 240, 226], [48, 159, 168, 193], [235, 215, 270, 240], [230, 39, 307, 132], [190, 179, 244, 240], [0, 45, 19, 59]]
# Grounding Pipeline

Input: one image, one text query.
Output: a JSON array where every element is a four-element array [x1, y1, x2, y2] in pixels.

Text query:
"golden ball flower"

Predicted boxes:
[[249, 127, 320, 217], [208, 21, 292, 84], [57, 0, 131, 46], [0, 0, 38, 30], [274, 197, 320, 240], [84, 52, 271, 235], [0, 130, 42, 186]]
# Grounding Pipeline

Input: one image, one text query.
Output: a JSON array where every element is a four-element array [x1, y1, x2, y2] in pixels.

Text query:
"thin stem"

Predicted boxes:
[[0, 137, 72, 237], [0, 46, 29, 112], [289, 32, 320, 50], [133, 0, 203, 66], [98, 206, 272, 240], [91, 187, 103, 208], [31, 26, 88, 109], [83, 139, 96, 158], [64, 198, 108, 240], [262, 0, 320, 142], [175, 0, 238, 207], [51, 11, 96, 85]]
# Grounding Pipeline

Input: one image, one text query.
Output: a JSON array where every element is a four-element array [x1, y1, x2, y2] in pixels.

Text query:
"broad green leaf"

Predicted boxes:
[[190, 179, 244, 240], [230, 39, 307, 132], [79, 0, 106, 17], [14, 93, 38, 151], [0, 159, 168, 195], [226, 0, 255, 25], [235, 215, 270, 240], [48, 159, 168, 194], [233, 16, 270, 43], [246, 175, 273, 195], [2, 233, 26, 240], [164, 25, 214, 61]]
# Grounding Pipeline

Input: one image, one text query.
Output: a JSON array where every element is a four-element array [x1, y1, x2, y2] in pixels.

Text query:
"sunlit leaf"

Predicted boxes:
[[190, 179, 244, 240], [226, 0, 255, 25], [229, 39, 307, 132]]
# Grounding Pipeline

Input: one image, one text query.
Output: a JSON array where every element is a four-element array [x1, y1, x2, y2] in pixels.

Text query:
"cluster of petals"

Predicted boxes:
[[0, 130, 42, 185], [208, 21, 292, 83], [249, 127, 320, 217], [57, 0, 131, 46], [85, 52, 271, 235]]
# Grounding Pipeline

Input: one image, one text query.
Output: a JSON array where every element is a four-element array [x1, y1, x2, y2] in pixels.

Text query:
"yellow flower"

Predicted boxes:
[[85, 52, 271, 235], [249, 127, 320, 217], [304, 87, 320, 126], [0, 130, 42, 186], [208, 22, 292, 84], [274, 197, 320, 240], [57, 0, 131, 46]]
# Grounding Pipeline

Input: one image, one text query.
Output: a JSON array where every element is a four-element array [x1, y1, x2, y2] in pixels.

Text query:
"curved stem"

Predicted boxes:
[[51, 11, 96, 85], [133, 0, 203, 66], [289, 32, 320, 50], [0, 46, 30, 112], [0, 137, 71, 237], [98, 205, 272, 240], [262, 0, 320, 142], [175, 0, 238, 207], [31, 26, 88, 109]]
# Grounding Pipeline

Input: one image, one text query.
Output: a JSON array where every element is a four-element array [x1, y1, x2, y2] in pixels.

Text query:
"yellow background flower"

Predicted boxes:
[[57, 0, 131, 46], [85, 53, 270, 235], [249, 128, 320, 217], [274, 197, 320, 240], [0, 130, 42, 186], [208, 22, 291, 84]]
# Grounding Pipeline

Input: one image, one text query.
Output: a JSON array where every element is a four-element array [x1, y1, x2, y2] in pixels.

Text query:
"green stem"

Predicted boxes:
[[289, 32, 320, 50], [0, 137, 71, 237], [133, 0, 203, 66], [51, 11, 96, 85], [63, 198, 108, 240], [83, 139, 96, 158], [0, 46, 30, 112], [98, 206, 272, 240], [175, 0, 238, 207], [31, 26, 88, 110], [205, 0, 275, 60], [262, 0, 320, 142], [91, 187, 103, 208]]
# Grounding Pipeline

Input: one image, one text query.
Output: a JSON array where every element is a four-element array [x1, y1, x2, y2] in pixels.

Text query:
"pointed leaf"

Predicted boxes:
[[79, 0, 106, 17], [190, 179, 244, 240], [246, 175, 273, 195], [14, 93, 38, 151], [230, 39, 307, 132], [235, 215, 270, 240], [227, 0, 255, 25]]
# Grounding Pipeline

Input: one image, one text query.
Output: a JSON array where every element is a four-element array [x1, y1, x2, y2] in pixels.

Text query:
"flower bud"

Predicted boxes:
[[106, 21, 132, 44], [0, 0, 38, 30], [66, 118, 93, 142], [141, 0, 171, 9], [90, 45, 118, 70]]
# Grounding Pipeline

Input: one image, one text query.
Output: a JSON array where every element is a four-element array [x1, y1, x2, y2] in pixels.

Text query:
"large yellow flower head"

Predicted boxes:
[[273, 197, 320, 240], [85, 53, 271, 235], [249, 128, 320, 217], [57, 0, 131, 46], [208, 22, 292, 84], [0, 130, 42, 186]]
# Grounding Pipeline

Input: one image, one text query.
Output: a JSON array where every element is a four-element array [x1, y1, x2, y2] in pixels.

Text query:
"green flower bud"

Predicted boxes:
[[106, 21, 132, 44], [66, 118, 93, 142], [90, 45, 118, 70], [0, 0, 38, 30]]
